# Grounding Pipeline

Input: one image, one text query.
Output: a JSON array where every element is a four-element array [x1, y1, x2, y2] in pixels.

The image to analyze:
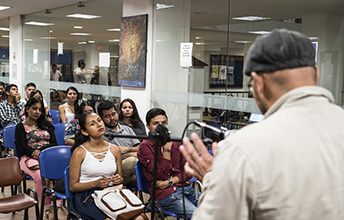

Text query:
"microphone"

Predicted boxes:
[[193, 120, 235, 141]]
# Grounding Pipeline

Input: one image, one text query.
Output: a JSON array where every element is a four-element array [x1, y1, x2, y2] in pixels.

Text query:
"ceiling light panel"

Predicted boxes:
[[74, 26, 83, 29], [156, 3, 174, 10], [66, 14, 101, 19], [25, 21, 55, 26], [0, 6, 10, 11], [233, 16, 270, 21], [70, 33, 92, 36], [249, 31, 271, 35], [107, 28, 120, 32], [0, 27, 10, 31]]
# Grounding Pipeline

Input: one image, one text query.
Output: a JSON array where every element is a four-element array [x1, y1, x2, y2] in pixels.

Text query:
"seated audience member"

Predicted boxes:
[[98, 100, 140, 187], [137, 108, 199, 220], [0, 81, 5, 102], [69, 111, 147, 220], [21, 82, 48, 107], [15, 97, 59, 219], [0, 84, 24, 129], [64, 100, 95, 146], [18, 90, 53, 123], [58, 86, 80, 123], [118, 98, 147, 137], [50, 64, 62, 81]]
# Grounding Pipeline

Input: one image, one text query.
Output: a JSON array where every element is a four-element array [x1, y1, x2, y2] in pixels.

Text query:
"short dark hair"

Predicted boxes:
[[5, 84, 17, 93], [146, 108, 168, 125], [0, 81, 5, 88], [25, 82, 36, 90], [97, 100, 117, 118]]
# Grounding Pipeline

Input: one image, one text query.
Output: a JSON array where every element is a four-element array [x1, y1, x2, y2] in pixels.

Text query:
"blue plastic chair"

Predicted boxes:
[[50, 110, 61, 124], [2, 125, 16, 156], [53, 123, 68, 146], [39, 146, 72, 220], [135, 161, 181, 219], [64, 166, 82, 220]]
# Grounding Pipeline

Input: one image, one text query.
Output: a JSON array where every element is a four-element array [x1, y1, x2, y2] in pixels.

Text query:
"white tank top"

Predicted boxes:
[[64, 105, 75, 123], [79, 144, 117, 183]]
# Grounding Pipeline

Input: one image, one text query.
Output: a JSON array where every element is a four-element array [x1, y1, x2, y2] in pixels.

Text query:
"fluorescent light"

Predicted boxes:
[[156, 3, 174, 10], [25, 39, 34, 42], [74, 26, 83, 29], [0, 6, 10, 11], [25, 21, 55, 26], [50, 30, 53, 33], [66, 13, 101, 19], [0, 27, 10, 31], [78, 42, 87, 45], [195, 42, 205, 45], [70, 33, 92, 36], [156, 40, 165, 43], [195, 36, 203, 40], [233, 16, 270, 21], [40, 36, 56, 39], [309, 37, 319, 40], [2, 35, 9, 38], [235, 41, 253, 44], [88, 40, 95, 43], [108, 39, 120, 42], [107, 28, 120, 32], [249, 31, 271, 35]]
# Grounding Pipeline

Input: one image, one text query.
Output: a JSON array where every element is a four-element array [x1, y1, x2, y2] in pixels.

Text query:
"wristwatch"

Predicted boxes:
[[168, 178, 173, 187]]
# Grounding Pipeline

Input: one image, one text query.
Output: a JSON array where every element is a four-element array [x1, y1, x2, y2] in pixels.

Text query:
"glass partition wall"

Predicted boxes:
[[0, 18, 9, 83], [20, 0, 344, 137], [23, 0, 123, 110], [152, 0, 344, 137]]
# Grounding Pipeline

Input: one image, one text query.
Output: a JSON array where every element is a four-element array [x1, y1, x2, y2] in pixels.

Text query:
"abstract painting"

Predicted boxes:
[[118, 14, 148, 88]]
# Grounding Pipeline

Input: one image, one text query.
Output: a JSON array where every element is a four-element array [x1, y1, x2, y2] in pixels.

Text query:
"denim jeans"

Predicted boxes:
[[157, 185, 200, 220]]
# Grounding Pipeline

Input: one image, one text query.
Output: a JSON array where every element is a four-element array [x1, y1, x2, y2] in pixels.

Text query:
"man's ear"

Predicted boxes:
[[81, 129, 89, 137], [252, 72, 264, 95], [315, 66, 320, 84], [146, 124, 150, 131]]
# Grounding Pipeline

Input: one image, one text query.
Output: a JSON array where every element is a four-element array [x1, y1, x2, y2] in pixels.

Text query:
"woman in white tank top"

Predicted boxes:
[[58, 86, 79, 123], [68, 111, 147, 220]]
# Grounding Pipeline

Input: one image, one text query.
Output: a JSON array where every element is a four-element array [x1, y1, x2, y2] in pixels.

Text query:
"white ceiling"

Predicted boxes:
[[0, 0, 343, 52]]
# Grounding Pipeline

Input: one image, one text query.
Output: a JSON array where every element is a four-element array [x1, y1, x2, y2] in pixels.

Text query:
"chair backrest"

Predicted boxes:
[[64, 166, 72, 199], [39, 146, 72, 180], [0, 157, 22, 187], [50, 110, 61, 124], [135, 161, 150, 194], [53, 123, 68, 146], [3, 125, 16, 149]]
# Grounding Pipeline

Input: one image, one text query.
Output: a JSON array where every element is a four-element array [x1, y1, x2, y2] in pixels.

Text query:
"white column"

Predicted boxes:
[[9, 15, 24, 95]]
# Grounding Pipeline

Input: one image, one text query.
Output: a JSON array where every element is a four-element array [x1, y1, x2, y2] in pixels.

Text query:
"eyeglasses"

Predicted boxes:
[[247, 72, 263, 93]]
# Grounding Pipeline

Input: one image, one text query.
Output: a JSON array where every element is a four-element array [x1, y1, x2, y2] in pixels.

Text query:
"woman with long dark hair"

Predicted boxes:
[[58, 86, 79, 123], [64, 100, 95, 146], [118, 98, 146, 136], [18, 89, 53, 123], [69, 111, 147, 220], [15, 97, 59, 219]]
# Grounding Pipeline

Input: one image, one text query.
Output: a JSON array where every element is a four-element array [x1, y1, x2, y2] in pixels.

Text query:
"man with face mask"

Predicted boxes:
[[181, 29, 344, 219]]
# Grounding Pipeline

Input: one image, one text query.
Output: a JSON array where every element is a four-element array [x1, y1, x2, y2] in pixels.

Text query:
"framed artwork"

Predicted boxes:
[[210, 55, 244, 88], [118, 14, 148, 88]]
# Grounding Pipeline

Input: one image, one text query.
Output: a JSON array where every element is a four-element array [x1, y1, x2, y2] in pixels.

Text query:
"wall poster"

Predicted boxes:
[[210, 55, 243, 88], [118, 14, 148, 88]]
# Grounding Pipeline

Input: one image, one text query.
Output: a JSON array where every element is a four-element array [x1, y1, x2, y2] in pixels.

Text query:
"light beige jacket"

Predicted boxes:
[[193, 86, 344, 220]]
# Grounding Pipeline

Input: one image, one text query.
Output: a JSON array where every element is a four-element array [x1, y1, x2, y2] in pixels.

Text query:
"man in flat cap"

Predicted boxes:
[[181, 29, 344, 219]]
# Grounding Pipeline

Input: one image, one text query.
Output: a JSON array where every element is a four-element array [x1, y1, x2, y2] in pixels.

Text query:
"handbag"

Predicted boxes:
[[25, 157, 40, 170], [92, 188, 144, 220]]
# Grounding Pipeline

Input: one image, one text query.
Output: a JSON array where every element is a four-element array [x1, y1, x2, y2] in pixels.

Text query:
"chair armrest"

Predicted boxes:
[[26, 187, 39, 201]]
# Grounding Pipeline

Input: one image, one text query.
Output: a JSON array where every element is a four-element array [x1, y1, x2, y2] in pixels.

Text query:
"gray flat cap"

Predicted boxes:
[[244, 29, 316, 76]]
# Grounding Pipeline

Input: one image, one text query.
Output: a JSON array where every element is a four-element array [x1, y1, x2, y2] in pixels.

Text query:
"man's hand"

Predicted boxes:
[[156, 180, 169, 189], [15, 93, 21, 102], [180, 133, 218, 182], [31, 149, 40, 159]]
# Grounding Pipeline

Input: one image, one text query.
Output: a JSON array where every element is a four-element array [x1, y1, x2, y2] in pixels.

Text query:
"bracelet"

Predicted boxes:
[[163, 149, 171, 152]]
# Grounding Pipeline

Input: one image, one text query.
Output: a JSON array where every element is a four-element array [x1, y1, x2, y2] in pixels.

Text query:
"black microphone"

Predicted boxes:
[[193, 120, 235, 141]]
